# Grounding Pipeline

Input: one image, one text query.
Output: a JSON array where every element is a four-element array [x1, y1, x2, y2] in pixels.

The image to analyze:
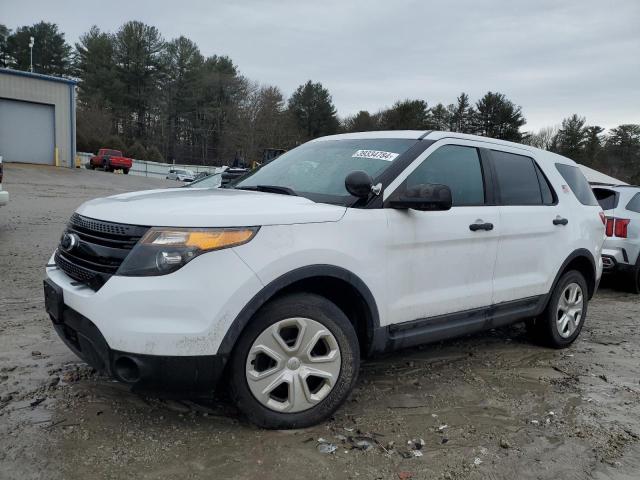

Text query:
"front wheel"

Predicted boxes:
[[229, 293, 360, 429], [123, 168, 129, 175], [528, 270, 588, 348]]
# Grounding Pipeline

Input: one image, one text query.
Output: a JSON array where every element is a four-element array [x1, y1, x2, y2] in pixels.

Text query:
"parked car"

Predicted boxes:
[[166, 168, 195, 182], [0, 156, 8, 206], [88, 149, 133, 174], [593, 185, 640, 292], [221, 167, 249, 185], [183, 172, 223, 189], [45, 131, 604, 428]]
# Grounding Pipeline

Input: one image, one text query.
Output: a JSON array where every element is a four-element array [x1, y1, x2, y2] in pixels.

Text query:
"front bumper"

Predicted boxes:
[[0, 189, 8, 206], [45, 248, 262, 357], [46, 278, 226, 393]]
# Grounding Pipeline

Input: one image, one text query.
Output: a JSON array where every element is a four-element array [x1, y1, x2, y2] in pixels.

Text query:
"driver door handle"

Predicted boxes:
[[469, 222, 494, 232], [553, 217, 569, 226]]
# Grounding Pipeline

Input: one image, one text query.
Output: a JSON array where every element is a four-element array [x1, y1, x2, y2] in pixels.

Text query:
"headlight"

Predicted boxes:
[[117, 227, 259, 276]]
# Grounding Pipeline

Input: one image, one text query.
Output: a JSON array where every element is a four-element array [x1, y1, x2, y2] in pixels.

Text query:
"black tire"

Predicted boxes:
[[123, 168, 129, 175], [229, 293, 360, 429], [623, 266, 640, 294], [528, 270, 588, 348]]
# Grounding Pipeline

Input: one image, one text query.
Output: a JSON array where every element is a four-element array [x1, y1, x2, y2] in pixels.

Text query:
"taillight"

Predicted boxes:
[[599, 211, 606, 225], [606, 217, 614, 237], [614, 218, 630, 238]]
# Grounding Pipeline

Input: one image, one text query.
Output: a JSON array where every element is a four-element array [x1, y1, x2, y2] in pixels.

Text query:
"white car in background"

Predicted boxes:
[[45, 131, 604, 428], [166, 168, 195, 182], [0, 156, 9, 206], [593, 185, 640, 292]]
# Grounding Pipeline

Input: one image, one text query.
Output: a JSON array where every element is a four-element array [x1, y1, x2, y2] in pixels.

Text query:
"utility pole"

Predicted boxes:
[[29, 36, 34, 72]]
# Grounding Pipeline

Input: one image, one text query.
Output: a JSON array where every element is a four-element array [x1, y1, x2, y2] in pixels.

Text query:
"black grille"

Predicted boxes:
[[55, 214, 148, 290]]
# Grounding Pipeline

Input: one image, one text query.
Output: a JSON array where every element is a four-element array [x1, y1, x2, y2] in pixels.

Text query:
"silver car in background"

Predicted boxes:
[[166, 168, 195, 182], [593, 185, 640, 292]]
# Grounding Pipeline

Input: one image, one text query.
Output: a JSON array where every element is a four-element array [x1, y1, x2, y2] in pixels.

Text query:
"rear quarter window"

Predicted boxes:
[[555, 163, 599, 206], [626, 192, 640, 213]]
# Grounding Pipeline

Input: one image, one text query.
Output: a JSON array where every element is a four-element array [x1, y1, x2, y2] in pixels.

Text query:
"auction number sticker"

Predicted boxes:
[[352, 150, 399, 161]]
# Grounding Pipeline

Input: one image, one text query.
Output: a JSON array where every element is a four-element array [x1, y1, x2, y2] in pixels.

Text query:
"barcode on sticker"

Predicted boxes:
[[352, 150, 399, 161]]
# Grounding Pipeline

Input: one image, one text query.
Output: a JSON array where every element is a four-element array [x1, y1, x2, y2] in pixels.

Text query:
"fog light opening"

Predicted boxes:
[[114, 356, 141, 383]]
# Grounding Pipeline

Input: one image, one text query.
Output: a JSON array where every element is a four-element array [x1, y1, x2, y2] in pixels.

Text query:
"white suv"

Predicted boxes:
[[44, 131, 605, 428], [593, 185, 640, 292]]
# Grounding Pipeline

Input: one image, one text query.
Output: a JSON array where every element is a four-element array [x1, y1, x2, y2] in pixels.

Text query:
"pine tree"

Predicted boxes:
[[0, 25, 10, 68], [553, 114, 587, 161], [583, 125, 604, 167], [287, 81, 339, 139], [113, 21, 165, 140], [449, 92, 474, 133], [474, 92, 526, 141], [6, 22, 72, 75], [379, 99, 429, 130], [427, 103, 451, 131], [75, 26, 120, 107]]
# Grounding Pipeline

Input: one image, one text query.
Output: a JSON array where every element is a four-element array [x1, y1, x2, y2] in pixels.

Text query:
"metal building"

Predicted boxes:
[[0, 68, 76, 167]]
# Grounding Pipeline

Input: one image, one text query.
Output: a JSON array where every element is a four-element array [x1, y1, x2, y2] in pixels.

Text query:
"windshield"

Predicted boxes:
[[235, 138, 416, 203], [185, 173, 222, 188]]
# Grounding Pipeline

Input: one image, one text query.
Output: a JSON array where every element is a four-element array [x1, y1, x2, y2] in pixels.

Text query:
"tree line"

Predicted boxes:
[[1, 21, 638, 182]]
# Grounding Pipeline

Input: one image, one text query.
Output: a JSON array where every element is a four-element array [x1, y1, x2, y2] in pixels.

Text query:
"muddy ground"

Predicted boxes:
[[1, 163, 639, 480]]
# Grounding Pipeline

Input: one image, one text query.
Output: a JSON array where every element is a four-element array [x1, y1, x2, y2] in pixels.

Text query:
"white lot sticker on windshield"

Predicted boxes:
[[352, 150, 399, 161]]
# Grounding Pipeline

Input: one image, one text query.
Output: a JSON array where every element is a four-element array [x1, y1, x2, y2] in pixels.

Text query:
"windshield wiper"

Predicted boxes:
[[236, 185, 298, 196]]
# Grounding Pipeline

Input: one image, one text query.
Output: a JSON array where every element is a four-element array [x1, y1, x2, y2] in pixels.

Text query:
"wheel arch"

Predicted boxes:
[[549, 248, 598, 301], [217, 265, 381, 358]]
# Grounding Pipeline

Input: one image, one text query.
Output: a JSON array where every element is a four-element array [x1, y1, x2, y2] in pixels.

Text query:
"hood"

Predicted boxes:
[[75, 187, 347, 227]]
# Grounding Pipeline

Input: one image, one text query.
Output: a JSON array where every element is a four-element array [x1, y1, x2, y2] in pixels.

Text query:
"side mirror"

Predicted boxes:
[[388, 184, 453, 211], [345, 170, 374, 198]]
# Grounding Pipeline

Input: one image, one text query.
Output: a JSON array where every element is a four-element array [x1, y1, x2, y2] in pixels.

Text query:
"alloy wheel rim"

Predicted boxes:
[[556, 282, 584, 338], [245, 317, 341, 413]]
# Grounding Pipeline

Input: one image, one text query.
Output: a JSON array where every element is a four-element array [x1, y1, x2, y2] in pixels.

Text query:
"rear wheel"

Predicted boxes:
[[123, 168, 129, 175], [229, 293, 359, 429], [528, 270, 588, 348]]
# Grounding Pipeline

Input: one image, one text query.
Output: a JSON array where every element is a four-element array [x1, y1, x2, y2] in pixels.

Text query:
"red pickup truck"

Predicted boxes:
[[89, 149, 133, 174]]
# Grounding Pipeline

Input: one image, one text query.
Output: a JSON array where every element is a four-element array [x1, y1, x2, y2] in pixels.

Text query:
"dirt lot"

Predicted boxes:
[[1, 163, 639, 480]]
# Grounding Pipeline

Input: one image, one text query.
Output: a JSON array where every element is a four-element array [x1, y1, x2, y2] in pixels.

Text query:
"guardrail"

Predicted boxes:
[[76, 153, 223, 179]]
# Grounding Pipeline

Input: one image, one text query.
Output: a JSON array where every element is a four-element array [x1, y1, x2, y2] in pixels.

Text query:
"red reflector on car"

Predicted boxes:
[[614, 218, 630, 238], [605, 217, 614, 237], [599, 211, 606, 225]]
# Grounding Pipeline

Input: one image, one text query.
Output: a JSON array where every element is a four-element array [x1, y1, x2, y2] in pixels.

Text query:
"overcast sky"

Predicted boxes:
[[3, 0, 639, 131]]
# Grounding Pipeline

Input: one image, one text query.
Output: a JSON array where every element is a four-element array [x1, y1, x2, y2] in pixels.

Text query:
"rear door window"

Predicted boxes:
[[491, 150, 543, 205], [593, 188, 619, 211], [555, 164, 599, 206], [403, 145, 485, 206], [626, 192, 640, 213]]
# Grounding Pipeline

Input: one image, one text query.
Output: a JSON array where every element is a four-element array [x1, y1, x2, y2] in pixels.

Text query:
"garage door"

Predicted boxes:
[[0, 99, 55, 164]]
